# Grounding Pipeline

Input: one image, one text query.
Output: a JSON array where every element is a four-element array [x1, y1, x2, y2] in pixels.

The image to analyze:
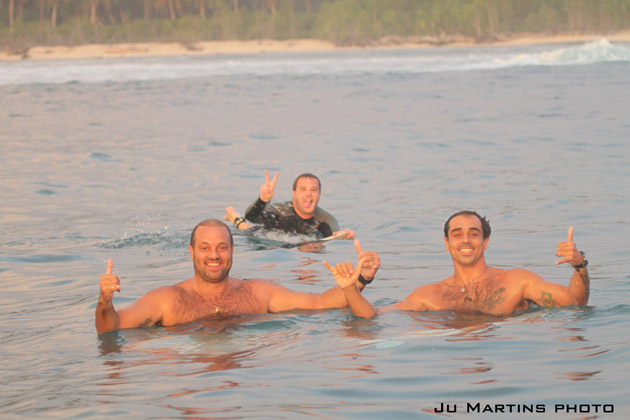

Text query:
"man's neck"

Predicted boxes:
[[452, 261, 491, 286], [191, 276, 234, 297]]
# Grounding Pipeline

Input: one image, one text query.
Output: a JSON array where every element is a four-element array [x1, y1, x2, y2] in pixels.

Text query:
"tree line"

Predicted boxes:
[[2, 0, 629, 49]]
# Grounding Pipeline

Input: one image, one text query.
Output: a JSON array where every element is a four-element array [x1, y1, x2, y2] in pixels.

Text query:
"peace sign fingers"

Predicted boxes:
[[260, 170, 279, 202], [265, 170, 279, 188]]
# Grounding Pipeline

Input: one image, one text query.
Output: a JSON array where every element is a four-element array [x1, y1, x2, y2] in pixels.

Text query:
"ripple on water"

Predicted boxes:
[[0, 254, 88, 263]]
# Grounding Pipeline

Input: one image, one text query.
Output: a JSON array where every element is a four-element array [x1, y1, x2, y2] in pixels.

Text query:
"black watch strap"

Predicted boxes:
[[358, 275, 373, 286], [572, 251, 588, 270]]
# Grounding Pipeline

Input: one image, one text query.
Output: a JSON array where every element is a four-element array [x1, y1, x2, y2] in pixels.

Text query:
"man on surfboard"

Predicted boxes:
[[96, 219, 379, 333], [224, 171, 354, 241], [324, 210, 589, 318]]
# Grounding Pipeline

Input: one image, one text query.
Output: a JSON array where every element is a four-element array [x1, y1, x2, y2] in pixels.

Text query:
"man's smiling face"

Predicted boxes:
[[190, 225, 233, 283], [444, 214, 489, 266], [292, 176, 321, 219]]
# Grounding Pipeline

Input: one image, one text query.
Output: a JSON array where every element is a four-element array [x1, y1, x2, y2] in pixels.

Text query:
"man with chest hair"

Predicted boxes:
[[96, 219, 379, 333], [324, 210, 590, 318]]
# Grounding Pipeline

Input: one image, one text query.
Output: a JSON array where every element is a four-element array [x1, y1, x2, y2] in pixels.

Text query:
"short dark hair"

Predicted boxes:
[[444, 210, 491, 239], [292, 173, 321, 191], [190, 219, 233, 247]]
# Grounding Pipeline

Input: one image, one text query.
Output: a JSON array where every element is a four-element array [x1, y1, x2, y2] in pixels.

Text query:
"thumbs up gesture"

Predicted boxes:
[[555, 227, 584, 267], [99, 259, 120, 303]]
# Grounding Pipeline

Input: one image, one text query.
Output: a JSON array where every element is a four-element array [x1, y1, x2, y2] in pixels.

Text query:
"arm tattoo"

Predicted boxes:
[[139, 318, 154, 328], [541, 292, 553, 307]]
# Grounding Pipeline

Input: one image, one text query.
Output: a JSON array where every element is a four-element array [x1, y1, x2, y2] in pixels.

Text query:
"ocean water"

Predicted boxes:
[[1, 39, 629, 419]]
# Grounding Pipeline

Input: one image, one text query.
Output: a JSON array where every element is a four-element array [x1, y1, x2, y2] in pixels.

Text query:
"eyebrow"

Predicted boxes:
[[450, 227, 481, 234], [197, 241, 230, 246]]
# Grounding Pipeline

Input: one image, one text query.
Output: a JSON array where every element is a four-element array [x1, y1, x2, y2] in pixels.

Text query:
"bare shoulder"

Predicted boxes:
[[499, 267, 544, 285], [241, 278, 274, 290], [241, 277, 294, 294], [117, 285, 183, 327], [137, 285, 188, 309], [238, 278, 277, 298], [398, 282, 441, 311], [230, 278, 277, 312], [407, 282, 440, 298], [142, 285, 182, 299]]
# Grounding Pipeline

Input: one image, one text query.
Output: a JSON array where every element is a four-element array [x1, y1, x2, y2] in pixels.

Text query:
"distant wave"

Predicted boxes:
[[494, 39, 630, 67], [1, 39, 628, 86], [102, 229, 187, 250]]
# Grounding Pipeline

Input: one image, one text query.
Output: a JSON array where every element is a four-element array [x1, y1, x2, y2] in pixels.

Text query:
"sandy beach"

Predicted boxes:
[[1, 32, 629, 61]]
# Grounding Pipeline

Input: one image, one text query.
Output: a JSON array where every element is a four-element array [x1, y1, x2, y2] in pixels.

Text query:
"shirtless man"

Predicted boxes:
[[325, 210, 589, 318], [96, 219, 379, 333], [225, 170, 354, 240]]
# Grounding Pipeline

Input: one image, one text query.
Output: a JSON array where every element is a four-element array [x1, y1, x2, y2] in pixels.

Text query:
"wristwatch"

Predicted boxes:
[[572, 251, 588, 270], [358, 275, 373, 286]]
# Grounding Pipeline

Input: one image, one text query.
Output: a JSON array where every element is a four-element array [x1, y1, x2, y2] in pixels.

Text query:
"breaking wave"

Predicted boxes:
[[1, 39, 628, 85]]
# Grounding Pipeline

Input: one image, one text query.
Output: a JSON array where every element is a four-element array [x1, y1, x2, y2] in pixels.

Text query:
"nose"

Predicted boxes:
[[461, 232, 474, 243]]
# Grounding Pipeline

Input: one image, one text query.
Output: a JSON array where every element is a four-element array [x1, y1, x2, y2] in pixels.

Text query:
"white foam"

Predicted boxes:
[[1, 40, 628, 86]]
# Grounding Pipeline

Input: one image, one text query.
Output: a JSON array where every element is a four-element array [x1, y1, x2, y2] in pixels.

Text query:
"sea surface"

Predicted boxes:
[[1, 39, 629, 419]]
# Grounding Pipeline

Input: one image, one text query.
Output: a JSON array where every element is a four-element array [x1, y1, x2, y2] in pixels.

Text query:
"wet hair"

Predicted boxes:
[[443, 210, 491, 239], [190, 219, 233, 247], [292, 173, 321, 191]]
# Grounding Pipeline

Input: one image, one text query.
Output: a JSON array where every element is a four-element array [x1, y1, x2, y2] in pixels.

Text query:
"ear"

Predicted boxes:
[[189, 244, 194, 259], [483, 237, 489, 250], [443, 236, 450, 251]]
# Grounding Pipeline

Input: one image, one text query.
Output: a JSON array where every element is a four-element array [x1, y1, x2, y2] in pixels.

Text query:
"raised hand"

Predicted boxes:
[[323, 257, 367, 289], [260, 170, 279, 203], [99, 258, 120, 302], [555, 227, 583, 266], [354, 240, 380, 281], [223, 206, 237, 223]]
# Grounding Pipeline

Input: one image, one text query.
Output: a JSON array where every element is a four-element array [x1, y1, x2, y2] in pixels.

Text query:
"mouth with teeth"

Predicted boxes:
[[204, 259, 222, 270], [457, 244, 474, 255]]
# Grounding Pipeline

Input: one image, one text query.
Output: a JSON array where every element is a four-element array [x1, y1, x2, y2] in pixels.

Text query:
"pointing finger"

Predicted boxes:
[[265, 169, 270, 185], [106, 258, 114, 274], [567, 226, 574, 242]]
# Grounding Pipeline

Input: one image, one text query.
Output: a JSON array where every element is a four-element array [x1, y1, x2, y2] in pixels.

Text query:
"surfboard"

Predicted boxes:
[[304, 230, 351, 243]]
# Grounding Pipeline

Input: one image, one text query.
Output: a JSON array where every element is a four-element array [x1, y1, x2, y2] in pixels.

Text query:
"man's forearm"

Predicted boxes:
[[244, 197, 268, 222], [568, 267, 589, 305], [95, 298, 120, 333], [341, 284, 376, 318], [317, 278, 372, 309], [315, 286, 352, 309]]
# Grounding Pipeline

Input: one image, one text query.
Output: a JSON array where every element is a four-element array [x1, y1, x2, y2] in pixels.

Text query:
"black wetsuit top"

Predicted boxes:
[[244, 198, 340, 238]]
